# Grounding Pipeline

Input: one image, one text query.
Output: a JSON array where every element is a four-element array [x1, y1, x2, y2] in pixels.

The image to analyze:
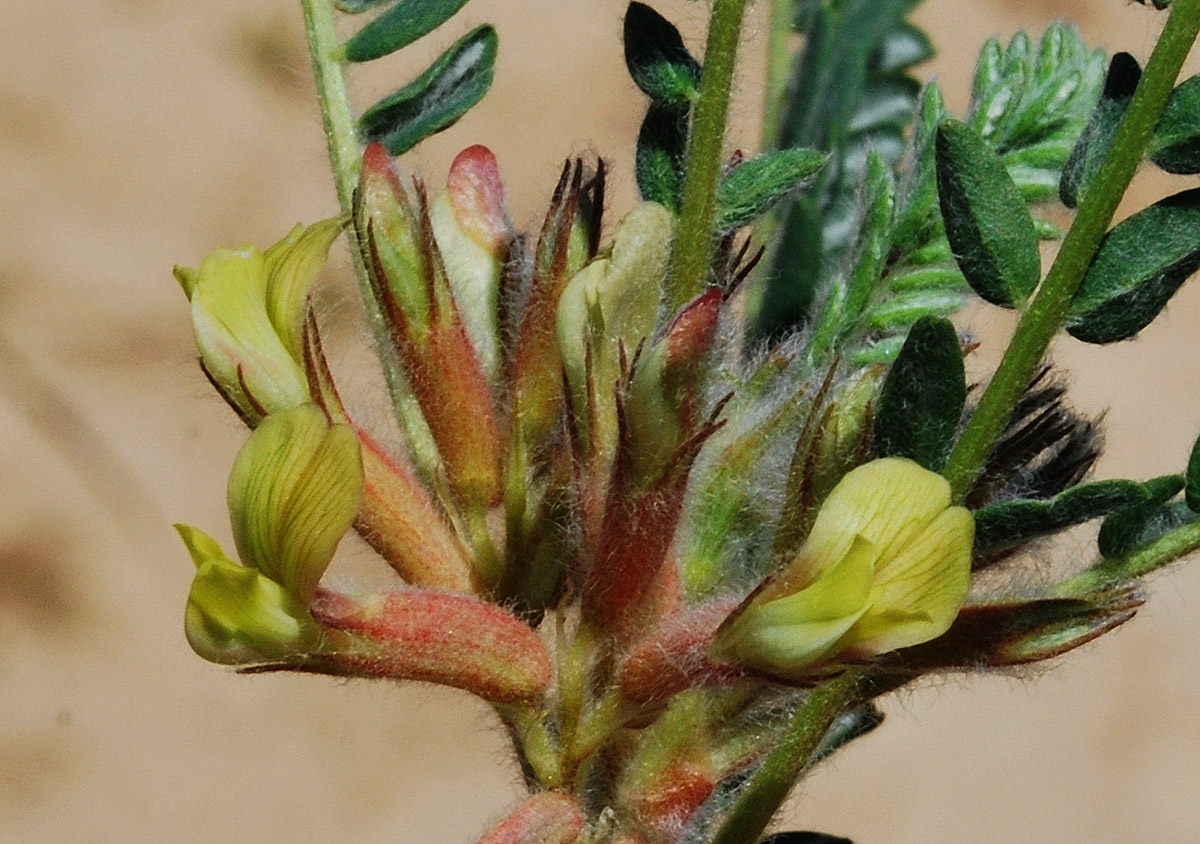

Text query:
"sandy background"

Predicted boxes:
[[2, 0, 1199, 842]]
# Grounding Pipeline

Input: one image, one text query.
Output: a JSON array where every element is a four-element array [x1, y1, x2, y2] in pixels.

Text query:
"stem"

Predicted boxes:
[[301, 0, 361, 215], [300, 0, 444, 481], [943, 0, 1200, 502], [708, 671, 864, 844], [669, 0, 750, 311], [1056, 516, 1200, 596]]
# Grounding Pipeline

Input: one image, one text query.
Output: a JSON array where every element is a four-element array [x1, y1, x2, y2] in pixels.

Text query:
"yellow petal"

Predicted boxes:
[[263, 218, 345, 362], [190, 247, 309, 418], [715, 535, 876, 678], [185, 556, 318, 665], [842, 505, 974, 655], [174, 523, 229, 570], [227, 404, 364, 601], [794, 457, 953, 588]]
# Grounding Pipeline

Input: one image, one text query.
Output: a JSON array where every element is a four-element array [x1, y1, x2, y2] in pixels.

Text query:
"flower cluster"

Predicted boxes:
[[172, 139, 1162, 844]]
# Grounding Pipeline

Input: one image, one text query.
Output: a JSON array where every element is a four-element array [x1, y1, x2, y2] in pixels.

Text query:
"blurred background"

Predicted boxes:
[[2, 0, 1199, 841]]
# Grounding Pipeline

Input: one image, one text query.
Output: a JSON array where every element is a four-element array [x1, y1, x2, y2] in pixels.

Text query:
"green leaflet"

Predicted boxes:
[[635, 103, 688, 212], [342, 0, 471, 63], [873, 316, 965, 471], [335, 0, 394, 11], [973, 479, 1148, 556], [1061, 53, 1141, 208], [968, 25, 1106, 212], [623, 2, 701, 106], [1067, 188, 1200, 344], [758, 833, 854, 844], [1150, 73, 1200, 174], [1098, 475, 1185, 558], [359, 25, 498, 156], [716, 149, 827, 233], [936, 119, 1041, 308]]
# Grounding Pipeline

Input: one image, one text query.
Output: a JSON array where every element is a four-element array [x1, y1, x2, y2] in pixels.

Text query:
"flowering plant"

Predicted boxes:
[[173, 0, 1200, 841]]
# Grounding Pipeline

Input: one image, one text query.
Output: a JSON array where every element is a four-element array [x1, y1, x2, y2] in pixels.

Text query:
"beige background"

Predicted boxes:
[[2, 0, 1199, 841]]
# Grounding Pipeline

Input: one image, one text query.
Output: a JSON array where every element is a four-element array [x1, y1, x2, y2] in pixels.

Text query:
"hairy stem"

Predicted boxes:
[[301, 0, 361, 214], [300, 0, 443, 480], [943, 0, 1200, 501], [1056, 515, 1200, 595], [708, 671, 864, 844], [669, 0, 751, 311]]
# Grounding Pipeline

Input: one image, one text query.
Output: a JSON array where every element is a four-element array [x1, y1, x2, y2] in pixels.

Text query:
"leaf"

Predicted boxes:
[[966, 25, 1106, 204], [760, 833, 853, 844], [716, 149, 827, 232], [342, 0, 471, 63], [1187, 431, 1200, 512], [623, 2, 701, 106], [635, 102, 688, 210], [1067, 188, 1200, 344], [936, 119, 1041, 308], [872, 23, 933, 76], [335, 0, 394, 11], [973, 479, 1148, 556], [873, 316, 965, 471], [1098, 474, 1185, 558], [1150, 73, 1200, 174], [1061, 53, 1141, 208], [359, 25, 498, 156]]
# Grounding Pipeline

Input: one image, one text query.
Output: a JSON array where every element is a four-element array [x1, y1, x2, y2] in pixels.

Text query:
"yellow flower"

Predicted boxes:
[[174, 218, 344, 422], [714, 457, 974, 679], [177, 403, 364, 664]]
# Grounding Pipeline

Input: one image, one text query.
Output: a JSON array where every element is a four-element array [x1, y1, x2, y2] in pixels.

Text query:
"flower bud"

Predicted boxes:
[[625, 288, 723, 486], [357, 144, 503, 509], [474, 793, 584, 844], [176, 218, 344, 422], [618, 694, 716, 842], [557, 202, 673, 462], [311, 589, 552, 704], [714, 458, 974, 679], [430, 145, 511, 379]]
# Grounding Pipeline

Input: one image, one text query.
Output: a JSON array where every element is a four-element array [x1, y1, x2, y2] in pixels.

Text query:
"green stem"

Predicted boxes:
[[300, 0, 444, 483], [1056, 516, 1200, 596], [708, 671, 864, 844], [300, 0, 361, 215], [669, 0, 750, 311], [943, 0, 1200, 502]]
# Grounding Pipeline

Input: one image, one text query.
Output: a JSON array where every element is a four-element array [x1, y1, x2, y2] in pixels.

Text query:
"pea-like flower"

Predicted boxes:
[[177, 403, 364, 664], [714, 457, 974, 679]]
